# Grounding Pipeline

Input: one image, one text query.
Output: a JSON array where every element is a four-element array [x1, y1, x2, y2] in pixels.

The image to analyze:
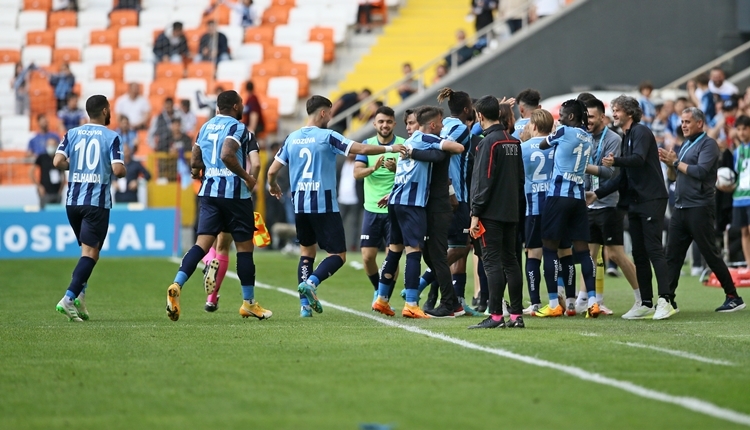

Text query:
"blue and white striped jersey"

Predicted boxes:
[[196, 115, 257, 200], [545, 125, 593, 200], [512, 117, 530, 140], [57, 124, 123, 208], [389, 131, 439, 207], [521, 136, 554, 215], [276, 126, 353, 213], [441, 116, 470, 203]]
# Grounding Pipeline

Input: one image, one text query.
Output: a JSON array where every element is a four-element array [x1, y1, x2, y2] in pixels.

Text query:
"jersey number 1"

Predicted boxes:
[[73, 138, 101, 171], [572, 144, 592, 172]]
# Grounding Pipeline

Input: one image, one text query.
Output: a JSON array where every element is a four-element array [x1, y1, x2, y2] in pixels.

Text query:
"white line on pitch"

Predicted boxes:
[[169, 258, 750, 427], [613, 342, 735, 366]]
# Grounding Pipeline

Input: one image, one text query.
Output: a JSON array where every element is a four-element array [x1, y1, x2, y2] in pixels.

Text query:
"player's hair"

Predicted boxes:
[[611, 95, 642, 123], [695, 73, 709, 86], [529, 109, 553, 134], [216, 90, 241, 112], [85, 94, 109, 118], [306, 95, 332, 115], [736, 115, 750, 128], [682, 107, 706, 124], [474, 95, 499, 121], [245, 81, 254, 92], [437, 87, 472, 116], [374, 105, 395, 118], [415, 106, 442, 126], [638, 80, 653, 92], [403, 108, 414, 125], [576, 92, 596, 104], [560, 99, 588, 129], [499, 104, 513, 130], [516, 88, 541, 109], [584, 97, 605, 114]]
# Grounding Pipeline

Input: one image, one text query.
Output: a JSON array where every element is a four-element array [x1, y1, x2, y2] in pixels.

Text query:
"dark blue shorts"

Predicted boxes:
[[360, 210, 390, 248], [541, 196, 590, 242], [448, 202, 471, 247], [197, 196, 256, 243], [295, 212, 346, 254], [388, 204, 427, 249], [66, 205, 110, 249]]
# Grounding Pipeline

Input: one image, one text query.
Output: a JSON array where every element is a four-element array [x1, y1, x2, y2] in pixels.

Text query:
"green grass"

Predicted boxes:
[[1, 252, 750, 429]]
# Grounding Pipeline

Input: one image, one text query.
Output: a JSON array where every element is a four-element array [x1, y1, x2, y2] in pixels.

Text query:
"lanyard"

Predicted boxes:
[[593, 128, 607, 164], [679, 132, 706, 162]]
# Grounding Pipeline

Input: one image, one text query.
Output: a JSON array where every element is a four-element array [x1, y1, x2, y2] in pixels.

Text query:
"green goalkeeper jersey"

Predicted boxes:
[[354, 135, 406, 213]]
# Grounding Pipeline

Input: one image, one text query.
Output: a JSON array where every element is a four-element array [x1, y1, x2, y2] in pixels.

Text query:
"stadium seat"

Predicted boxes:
[[26, 30, 54, 46], [173, 7, 205, 29], [27, 80, 54, 114], [218, 25, 243, 52], [82, 0, 117, 9], [176, 78, 208, 114], [0, 30, 24, 50], [273, 24, 311, 47], [95, 63, 123, 80], [279, 61, 308, 97], [272, 0, 295, 6], [23, 0, 50, 11], [263, 45, 290, 61], [180, 0, 211, 8], [123, 61, 154, 84], [52, 48, 81, 65], [212, 79, 238, 93], [290, 41, 322, 79], [0, 49, 21, 64], [82, 44, 113, 66], [90, 29, 118, 48], [148, 94, 165, 114], [256, 94, 278, 133], [250, 74, 269, 95], [155, 62, 184, 80], [141, 0, 175, 8], [315, 13, 347, 43], [17, 11, 47, 34], [215, 60, 250, 89], [0, 115, 31, 151], [233, 43, 263, 65], [244, 26, 274, 46], [0, 63, 16, 81], [309, 26, 334, 62], [80, 79, 115, 107], [149, 78, 176, 98], [113, 47, 140, 63], [55, 28, 87, 50], [252, 60, 280, 78], [21, 44, 51, 66], [183, 28, 205, 56], [48, 10, 77, 29], [0, 8, 18, 30], [67, 61, 91, 81], [77, 10, 108, 31], [139, 8, 173, 32], [267, 76, 297, 116], [0, 92, 15, 117], [205, 4, 231, 26], [187, 62, 215, 80], [118, 27, 153, 49], [262, 6, 291, 26], [109, 9, 138, 28]]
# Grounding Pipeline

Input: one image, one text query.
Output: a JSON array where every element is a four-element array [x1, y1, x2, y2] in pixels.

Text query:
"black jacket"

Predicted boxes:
[[673, 133, 720, 208], [595, 123, 667, 206], [470, 124, 524, 222]]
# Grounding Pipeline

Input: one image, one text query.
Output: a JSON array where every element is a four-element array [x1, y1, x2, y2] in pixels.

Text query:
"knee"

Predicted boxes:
[[336, 252, 347, 263], [742, 228, 750, 238]]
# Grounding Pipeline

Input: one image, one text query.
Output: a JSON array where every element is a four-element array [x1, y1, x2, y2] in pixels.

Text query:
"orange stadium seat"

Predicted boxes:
[[95, 63, 123, 80], [149, 94, 166, 115], [370, 1, 388, 24], [263, 45, 290, 61], [23, 0, 51, 11], [272, 0, 295, 6], [262, 6, 291, 26], [109, 10, 138, 28], [212, 80, 236, 93], [26, 30, 55, 46], [244, 26, 274, 46], [184, 29, 205, 56], [252, 61, 281, 79], [113, 47, 140, 63], [155, 62, 184, 80], [0, 50, 21, 64], [149, 79, 177, 98], [257, 94, 278, 134], [28, 82, 55, 115], [90, 29, 119, 48], [114, 81, 129, 98], [309, 27, 335, 63], [250, 74, 269, 95], [52, 48, 80, 65], [279, 61, 308, 97], [48, 11, 77, 29], [187, 62, 215, 80], [205, 4, 231, 25]]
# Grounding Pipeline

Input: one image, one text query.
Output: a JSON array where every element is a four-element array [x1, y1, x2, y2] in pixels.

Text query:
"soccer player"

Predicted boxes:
[[166, 90, 270, 322], [520, 109, 555, 315], [536, 99, 599, 318], [267, 95, 403, 317], [513, 88, 541, 139], [353, 105, 405, 304], [53, 94, 126, 321], [201, 133, 262, 312], [372, 106, 446, 319]]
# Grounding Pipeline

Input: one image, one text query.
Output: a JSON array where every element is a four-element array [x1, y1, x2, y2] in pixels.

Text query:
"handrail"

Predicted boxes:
[[661, 39, 750, 89], [328, 0, 535, 132]]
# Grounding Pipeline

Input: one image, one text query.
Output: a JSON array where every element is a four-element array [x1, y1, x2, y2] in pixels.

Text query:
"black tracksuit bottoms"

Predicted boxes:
[[628, 199, 670, 303], [423, 210, 457, 309], [478, 218, 523, 315]]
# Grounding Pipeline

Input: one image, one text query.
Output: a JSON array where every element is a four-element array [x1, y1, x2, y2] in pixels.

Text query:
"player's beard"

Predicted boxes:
[[377, 130, 392, 141], [104, 112, 111, 126]]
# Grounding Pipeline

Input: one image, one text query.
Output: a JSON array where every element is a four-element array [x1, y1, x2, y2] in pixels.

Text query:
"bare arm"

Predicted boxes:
[[191, 144, 205, 177], [348, 142, 404, 156], [353, 158, 383, 180], [439, 140, 465, 154], [112, 162, 126, 178], [248, 151, 261, 180], [248, 112, 259, 133], [220, 138, 255, 188], [53, 153, 69, 170], [267, 159, 284, 198]]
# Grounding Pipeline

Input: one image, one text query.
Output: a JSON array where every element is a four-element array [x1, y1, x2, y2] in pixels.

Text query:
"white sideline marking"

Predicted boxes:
[[169, 258, 750, 426], [613, 342, 735, 367], [579, 332, 600, 337]]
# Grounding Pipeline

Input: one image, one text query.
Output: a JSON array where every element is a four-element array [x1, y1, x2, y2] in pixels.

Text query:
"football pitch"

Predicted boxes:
[[1, 252, 750, 429]]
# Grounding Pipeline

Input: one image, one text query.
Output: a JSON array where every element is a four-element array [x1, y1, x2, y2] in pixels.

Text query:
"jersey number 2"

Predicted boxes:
[[73, 138, 101, 171], [299, 147, 313, 179]]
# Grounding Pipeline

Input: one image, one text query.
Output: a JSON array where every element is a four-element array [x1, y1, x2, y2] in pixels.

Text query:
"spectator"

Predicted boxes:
[[667, 97, 687, 136], [52, 0, 77, 11], [499, 0, 528, 34], [153, 22, 189, 64], [472, 0, 497, 32], [651, 103, 669, 146], [30, 137, 66, 209], [196, 20, 230, 64], [329, 88, 371, 134], [688, 73, 717, 126], [355, 0, 375, 34], [445, 29, 476, 69], [433, 63, 448, 84], [221, 0, 258, 28], [531, 0, 563, 20], [48, 62, 75, 111], [242, 81, 265, 135], [149, 97, 179, 151], [115, 115, 139, 152], [338, 153, 363, 251], [13, 62, 32, 115], [196, 86, 224, 119], [114, 143, 151, 204], [709, 67, 739, 99], [115, 83, 151, 130], [57, 93, 86, 134], [178, 100, 197, 136], [397, 63, 417, 100], [114, 0, 140, 10], [638, 80, 655, 128], [27, 114, 60, 157], [165, 118, 192, 157]]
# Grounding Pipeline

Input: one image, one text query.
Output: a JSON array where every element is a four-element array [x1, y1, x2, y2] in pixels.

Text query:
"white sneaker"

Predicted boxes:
[[523, 304, 539, 315], [653, 298, 677, 320], [56, 298, 83, 322], [690, 267, 703, 277], [621, 303, 654, 320], [575, 300, 588, 315], [598, 304, 614, 315]]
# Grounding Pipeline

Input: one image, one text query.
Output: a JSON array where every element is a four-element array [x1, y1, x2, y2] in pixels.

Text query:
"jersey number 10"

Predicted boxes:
[[73, 138, 101, 171]]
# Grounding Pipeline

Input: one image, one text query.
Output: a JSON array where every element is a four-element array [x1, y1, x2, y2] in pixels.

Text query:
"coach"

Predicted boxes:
[[658, 107, 745, 314], [586, 95, 670, 320]]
